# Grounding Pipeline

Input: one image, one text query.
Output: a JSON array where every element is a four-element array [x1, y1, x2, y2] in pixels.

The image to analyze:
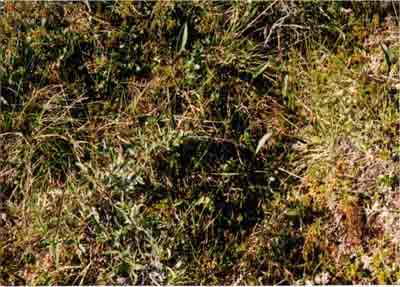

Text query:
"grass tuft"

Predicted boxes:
[[0, 1, 399, 284]]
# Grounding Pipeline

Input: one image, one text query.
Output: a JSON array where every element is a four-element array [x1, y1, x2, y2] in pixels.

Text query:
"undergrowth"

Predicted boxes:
[[0, 1, 399, 284]]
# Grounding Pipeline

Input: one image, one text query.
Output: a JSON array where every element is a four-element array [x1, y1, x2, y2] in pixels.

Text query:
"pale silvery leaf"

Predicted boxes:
[[255, 131, 273, 155]]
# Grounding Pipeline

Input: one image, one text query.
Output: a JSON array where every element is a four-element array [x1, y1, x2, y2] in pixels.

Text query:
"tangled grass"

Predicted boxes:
[[0, 1, 399, 284]]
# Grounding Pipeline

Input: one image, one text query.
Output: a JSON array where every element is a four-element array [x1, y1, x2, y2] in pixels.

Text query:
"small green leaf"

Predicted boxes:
[[286, 208, 301, 217], [381, 43, 398, 66], [255, 131, 273, 155], [252, 62, 271, 79], [177, 22, 189, 54], [282, 74, 288, 98], [380, 43, 392, 67]]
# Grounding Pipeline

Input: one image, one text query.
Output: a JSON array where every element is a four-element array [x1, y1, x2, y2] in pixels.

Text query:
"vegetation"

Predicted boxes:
[[0, 1, 399, 284]]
